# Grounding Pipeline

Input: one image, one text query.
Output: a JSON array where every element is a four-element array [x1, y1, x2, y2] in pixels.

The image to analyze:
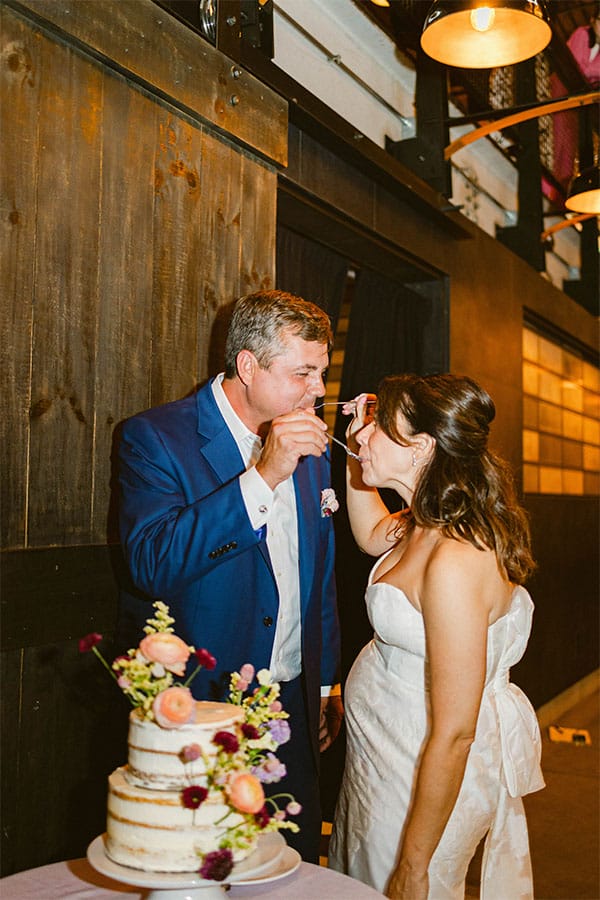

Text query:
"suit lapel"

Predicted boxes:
[[195, 382, 274, 577], [293, 457, 319, 615]]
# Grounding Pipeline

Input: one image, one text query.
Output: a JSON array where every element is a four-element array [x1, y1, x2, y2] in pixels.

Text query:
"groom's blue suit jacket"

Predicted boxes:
[[118, 379, 340, 761]]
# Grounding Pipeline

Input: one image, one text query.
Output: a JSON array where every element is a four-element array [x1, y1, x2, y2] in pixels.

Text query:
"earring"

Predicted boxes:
[[412, 453, 417, 467]]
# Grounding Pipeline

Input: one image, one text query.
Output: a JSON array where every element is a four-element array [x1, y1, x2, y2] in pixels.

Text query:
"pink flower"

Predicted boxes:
[[153, 686, 195, 728], [194, 648, 217, 670], [269, 700, 282, 713], [227, 772, 265, 814], [139, 633, 190, 676], [79, 633, 102, 653], [182, 785, 208, 809], [179, 743, 202, 763], [286, 800, 302, 816], [240, 663, 255, 682]]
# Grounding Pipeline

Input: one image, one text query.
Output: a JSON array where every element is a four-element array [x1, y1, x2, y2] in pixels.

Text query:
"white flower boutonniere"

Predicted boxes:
[[320, 488, 339, 517]]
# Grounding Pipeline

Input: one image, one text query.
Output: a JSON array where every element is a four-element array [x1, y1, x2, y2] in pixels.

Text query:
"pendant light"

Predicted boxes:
[[565, 166, 600, 215], [421, 0, 552, 69]]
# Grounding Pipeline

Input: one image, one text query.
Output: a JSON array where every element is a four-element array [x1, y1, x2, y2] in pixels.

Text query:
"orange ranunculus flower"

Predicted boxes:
[[139, 632, 191, 676], [226, 772, 265, 814], [153, 686, 195, 729]]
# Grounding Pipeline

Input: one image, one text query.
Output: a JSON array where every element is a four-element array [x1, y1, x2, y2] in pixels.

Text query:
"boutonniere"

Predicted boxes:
[[320, 488, 339, 517]]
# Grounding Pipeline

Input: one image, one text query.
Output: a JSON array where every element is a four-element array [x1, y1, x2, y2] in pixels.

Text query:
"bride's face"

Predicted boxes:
[[357, 410, 416, 490]]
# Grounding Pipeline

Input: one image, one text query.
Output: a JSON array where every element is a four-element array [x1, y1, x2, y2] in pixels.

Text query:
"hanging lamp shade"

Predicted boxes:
[[565, 166, 600, 214], [421, 0, 552, 69]]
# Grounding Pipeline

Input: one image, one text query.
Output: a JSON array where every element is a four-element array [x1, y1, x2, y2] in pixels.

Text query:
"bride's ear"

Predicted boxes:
[[413, 432, 436, 466]]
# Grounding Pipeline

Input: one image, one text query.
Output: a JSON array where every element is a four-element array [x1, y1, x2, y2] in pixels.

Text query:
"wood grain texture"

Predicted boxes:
[[1, 7, 40, 549], [9, 0, 288, 166]]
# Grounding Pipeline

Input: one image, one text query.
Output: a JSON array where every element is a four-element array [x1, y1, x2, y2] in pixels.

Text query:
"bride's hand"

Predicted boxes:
[[342, 393, 376, 447]]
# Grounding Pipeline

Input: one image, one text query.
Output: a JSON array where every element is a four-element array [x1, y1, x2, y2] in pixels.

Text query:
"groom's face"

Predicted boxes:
[[252, 330, 329, 420]]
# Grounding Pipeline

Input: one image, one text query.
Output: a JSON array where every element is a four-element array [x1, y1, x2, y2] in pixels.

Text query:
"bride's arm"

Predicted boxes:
[[343, 394, 402, 556], [386, 542, 490, 900]]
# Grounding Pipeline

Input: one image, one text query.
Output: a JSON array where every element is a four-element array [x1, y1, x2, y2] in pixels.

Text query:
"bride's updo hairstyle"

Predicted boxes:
[[377, 373, 535, 584]]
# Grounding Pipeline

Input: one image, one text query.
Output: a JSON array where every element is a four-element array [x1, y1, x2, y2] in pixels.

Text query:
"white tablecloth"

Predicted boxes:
[[0, 857, 385, 899]]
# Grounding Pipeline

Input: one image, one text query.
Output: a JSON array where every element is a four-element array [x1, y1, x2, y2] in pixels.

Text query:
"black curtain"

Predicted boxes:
[[276, 226, 349, 333], [333, 267, 445, 680]]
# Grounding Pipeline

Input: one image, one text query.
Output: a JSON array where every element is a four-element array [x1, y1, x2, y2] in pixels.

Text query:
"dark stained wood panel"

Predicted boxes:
[[26, 18, 103, 548], [93, 73, 157, 540], [239, 153, 277, 298], [10, 0, 288, 167], [1, 7, 40, 549]]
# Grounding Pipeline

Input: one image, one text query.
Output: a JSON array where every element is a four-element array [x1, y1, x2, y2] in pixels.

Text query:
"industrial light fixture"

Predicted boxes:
[[565, 166, 600, 215], [369, 0, 391, 6], [421, 0, 552, 69]]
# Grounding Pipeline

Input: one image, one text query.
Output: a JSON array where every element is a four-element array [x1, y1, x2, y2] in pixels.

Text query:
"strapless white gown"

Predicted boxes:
[[329, 556, 544, 899]]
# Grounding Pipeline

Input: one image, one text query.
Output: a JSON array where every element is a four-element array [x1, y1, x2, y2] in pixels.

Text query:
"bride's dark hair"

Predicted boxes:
[[377, 374, 535, 584]]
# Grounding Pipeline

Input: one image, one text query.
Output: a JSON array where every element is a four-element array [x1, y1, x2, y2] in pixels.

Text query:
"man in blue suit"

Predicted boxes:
[[117, 290, 343, 862]]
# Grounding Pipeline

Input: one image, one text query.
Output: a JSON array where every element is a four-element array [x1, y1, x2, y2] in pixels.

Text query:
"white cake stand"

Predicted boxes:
[[87, 832, 299, 900]]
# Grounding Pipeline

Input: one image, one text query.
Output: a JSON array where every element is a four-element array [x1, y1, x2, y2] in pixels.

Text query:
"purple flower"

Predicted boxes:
[[267, 719, 291, 745], [213, 731, 239, 754], [181, 785, 208, 809], [199, 849, 234, 881], [252, 752, 287, 784]]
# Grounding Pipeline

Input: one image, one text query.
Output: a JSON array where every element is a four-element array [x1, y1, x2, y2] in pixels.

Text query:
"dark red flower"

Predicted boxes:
[[213, 731, 239, 753], [195, 648, 217, 670], [241, 723, 260, 740], [254, 804, 270, 828], [79, 633, 103, 653], [199, 848, 234, 881], [181, 785, 208, 809]]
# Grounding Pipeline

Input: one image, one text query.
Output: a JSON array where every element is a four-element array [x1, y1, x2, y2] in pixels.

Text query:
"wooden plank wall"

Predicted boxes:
[[1, 0, 284, 874]]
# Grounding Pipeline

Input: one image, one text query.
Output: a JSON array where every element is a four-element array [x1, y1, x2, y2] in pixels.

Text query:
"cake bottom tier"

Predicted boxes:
[[106, 767, 252, 872]]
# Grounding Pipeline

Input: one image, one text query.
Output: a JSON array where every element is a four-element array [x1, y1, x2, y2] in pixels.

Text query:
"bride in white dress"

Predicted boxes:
[[328, 374, 544, 900]]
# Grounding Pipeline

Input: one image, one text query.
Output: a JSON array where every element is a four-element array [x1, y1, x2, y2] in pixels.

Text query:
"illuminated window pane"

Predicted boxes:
[[523, 430, 539, 461], [563, 410, 583, 440], [584, 471, 600, 494], [523, 362, 539, 395], [539, 337, 562, 373], [583, 445, 600, 472], [583, 362, 600, 392], [539, 434, 562, 465], [523, 329, 538, 361], [583, 390, 600, 419], [523, 464, 539, 493], [562, 380, 583, 412], [583, 417, 600, 444], [523, 397, 538, 428], [562, 470, 584, 495], [563, 350, 583, 384], [562, 440, 583, 468], [539, 466, 562, 493], [539, 370, 562, 404], [539, 402, 562, 435]]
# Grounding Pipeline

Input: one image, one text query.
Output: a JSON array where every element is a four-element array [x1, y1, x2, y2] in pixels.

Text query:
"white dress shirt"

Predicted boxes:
[[211, 374, 301, 682]]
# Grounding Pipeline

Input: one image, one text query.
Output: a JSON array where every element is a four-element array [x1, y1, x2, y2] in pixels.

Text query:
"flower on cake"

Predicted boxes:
[[153, 686, 195, 729], [80, 603, 301, 883], [79, 601, 213, 721]]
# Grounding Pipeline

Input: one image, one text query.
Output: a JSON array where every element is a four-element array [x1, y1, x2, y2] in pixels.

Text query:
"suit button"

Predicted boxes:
[[263, 616, 273, 627]]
